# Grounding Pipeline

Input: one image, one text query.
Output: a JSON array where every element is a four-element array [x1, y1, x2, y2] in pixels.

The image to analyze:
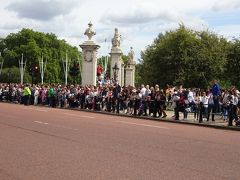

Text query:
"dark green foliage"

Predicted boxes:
[[0, 67, 31, 83], [139, 25, 231, 89], [225, 39, 240, 88], [69, 62, 80, 77], [0, 28, 81, 84]]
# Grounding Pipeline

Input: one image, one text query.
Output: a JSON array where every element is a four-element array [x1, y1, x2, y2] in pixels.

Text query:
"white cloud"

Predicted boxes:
[[6, 0, 81, 21], [214, 24, 240, 39], [212, 0, 240, 11], [0, 0, 239, 60]]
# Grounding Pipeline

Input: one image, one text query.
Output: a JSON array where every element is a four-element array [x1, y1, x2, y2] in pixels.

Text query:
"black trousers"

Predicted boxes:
[[24, 95, 30, 105], [207, 104, 215, 121], [228, 104, 234, 126]]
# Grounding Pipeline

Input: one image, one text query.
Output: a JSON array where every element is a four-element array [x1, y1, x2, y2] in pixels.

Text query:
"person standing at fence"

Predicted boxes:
[[159, 90, 167, 118], [212, 79, 221, 113], [23, 84, 31, 106], [222, 90, 230, 122], [34, 87, 39, 105], [201, 92, 209, 120], [207, 89, 215, 121], [232, 90, 239, 122], [172, 90, 180, 120]]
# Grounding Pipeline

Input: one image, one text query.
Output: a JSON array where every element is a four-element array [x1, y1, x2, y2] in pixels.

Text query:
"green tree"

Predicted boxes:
[[140, 25, 229, 88], [0, 28, 82, 84], [0, 67, 31, 83], [225, 39, 240, 88]]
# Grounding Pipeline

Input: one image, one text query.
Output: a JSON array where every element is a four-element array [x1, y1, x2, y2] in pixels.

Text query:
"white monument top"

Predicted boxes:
[[112, 28, 121, 48], [84, 21, 96, 40], [128, 47, 135, 65]]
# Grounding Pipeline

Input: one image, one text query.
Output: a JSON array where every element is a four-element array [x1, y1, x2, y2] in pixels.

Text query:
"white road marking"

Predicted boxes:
[[34, 112, 166, 130], [63, 113, 95, 119], [117, 121, 169, 129], [63, 113, 80, 117], [21, 107, 48, 112], [34, 121, 43, 124], [34, 120, 78, 131], [81, 115, 95, 119]]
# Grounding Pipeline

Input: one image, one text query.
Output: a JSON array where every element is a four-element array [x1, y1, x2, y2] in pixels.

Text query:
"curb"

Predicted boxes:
[[66, 107, 240, 132], [1, 101, 240, 131]]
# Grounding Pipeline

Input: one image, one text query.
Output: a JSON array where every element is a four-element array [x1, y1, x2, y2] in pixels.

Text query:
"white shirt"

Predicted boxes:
[[201, 95, 209, 108], [188, 91, 194, 103], [233, 95, 238, 106], [140, 87, 146, 97], [208, 93, 214, 105]]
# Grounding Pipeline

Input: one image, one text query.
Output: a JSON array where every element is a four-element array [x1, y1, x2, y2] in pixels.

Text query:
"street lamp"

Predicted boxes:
[[112, 63, 119, 83], [31, 65, 39, 86], [7, 69, 11, 83], [7, 69, 11, 101], [0, 48, 7, 75]]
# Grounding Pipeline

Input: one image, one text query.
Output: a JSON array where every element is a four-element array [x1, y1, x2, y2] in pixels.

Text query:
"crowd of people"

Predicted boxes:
[[0, 80, 240, 127]]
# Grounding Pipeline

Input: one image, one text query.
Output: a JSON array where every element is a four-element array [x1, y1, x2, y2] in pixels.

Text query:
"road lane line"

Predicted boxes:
[[34, 121, 43, 124], [33, 120, 78, 131], [81, 115, 95, 119], [21, 107, 48, 112], [63, 113, 95, 119], [63, 113, 80, 117], [116, 121, 169, 129]]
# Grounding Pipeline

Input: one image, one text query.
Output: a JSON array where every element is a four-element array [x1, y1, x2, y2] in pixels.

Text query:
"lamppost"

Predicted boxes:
[[31, 65, 39, 86], [0, 48, 7, 76], [7, 69, 11, 84], [112, 63, 119, 83], [69, 61, 80, 85], [0, 52, 3, 75], [7, 69, 11, 101], [112, 63, 120, 113]]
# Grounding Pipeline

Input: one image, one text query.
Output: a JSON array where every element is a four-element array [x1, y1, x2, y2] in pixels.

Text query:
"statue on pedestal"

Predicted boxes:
[[84, 21, 96, 40], [112, 28, 121, 48], [127, 47, 135, 66], [80, 22, 100, 86]]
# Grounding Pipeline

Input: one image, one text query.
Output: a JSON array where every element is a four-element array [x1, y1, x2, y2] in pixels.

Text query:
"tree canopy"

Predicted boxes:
[[138, 25, 237, 89], [0, 28, 81, 84]]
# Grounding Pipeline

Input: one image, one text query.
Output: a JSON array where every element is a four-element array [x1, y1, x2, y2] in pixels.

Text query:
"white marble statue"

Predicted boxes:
[[84, 21, 96, 40], [112, 28, 121, 48], [128, 47, 135, 65]]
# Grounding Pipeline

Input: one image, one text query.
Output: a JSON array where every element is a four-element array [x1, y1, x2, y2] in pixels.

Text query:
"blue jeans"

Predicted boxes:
[[222, 106, 228, 120]]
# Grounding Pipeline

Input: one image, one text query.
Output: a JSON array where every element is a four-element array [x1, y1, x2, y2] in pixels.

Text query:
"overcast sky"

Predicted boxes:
[[1, 0, 240, 60]]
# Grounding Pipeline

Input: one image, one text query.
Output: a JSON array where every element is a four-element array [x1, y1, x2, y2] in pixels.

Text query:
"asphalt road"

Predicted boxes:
[[0, 103, 240, 180]]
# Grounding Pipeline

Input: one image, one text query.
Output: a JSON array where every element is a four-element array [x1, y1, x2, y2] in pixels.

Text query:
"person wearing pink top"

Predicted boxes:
[[41, 87, 47, 105]]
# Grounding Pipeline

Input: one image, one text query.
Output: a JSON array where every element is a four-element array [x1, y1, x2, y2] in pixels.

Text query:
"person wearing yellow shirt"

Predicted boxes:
[[23, 84, 31, 105]]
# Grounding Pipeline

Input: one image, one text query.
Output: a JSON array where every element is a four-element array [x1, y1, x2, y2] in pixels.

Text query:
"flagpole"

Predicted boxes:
[[19, 53, 25, 84], [65, 51, 68, 85], [39, 53, 46, 84], [0, 52, 4, 75]]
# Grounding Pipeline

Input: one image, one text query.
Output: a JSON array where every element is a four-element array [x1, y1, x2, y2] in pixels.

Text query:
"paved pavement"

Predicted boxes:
[[0, 103, 240, 180]]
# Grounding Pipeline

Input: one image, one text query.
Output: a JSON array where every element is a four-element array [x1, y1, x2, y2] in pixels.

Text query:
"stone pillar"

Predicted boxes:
[[125, 47, 136, 87], [110, 28, 123, 85], [79, 22, 100, 86], [125, 67, 133, 86], [121, 63, 125, 86]]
